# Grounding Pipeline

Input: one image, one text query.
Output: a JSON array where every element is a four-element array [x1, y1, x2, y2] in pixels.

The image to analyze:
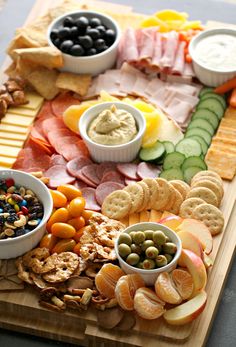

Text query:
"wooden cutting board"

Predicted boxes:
[[0, 1, 236, 346]]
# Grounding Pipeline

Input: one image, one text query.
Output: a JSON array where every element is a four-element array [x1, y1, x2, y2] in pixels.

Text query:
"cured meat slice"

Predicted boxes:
[[101, 170, 125, 185], [125, 178, 138, 186], [44, 164, 75, 188], [165, 98, 193, 127], [152, 32, 163, 68], [37, 101, 54, 120], [139, 28, 156, 62], [116, 163, 138, 180], [47, 129, 76, 148], [74, 180, 88, 190], [95, 182, 125, 205], [159, 31, 179, 68], [50, 154, 67, 166], [131, 76, 149, 98], [82, 164, 100, 186], [53, 136, 82, 155], [122, 28, 139, 62], [96, 162, 118, 180], [51, 92, 81, 117], [81, 187, 101, 211], [59, 140, 89, 161], [75, 169, 97, 188], [172, 41, 186, 75], [137, 162, 161, 179], [144, 78, 165, 96], [120, 63, 144, 94], [67, 157, 92, 177]]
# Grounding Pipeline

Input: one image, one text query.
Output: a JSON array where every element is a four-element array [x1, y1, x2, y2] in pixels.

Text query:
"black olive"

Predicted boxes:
[[86, 48, 97, 56], [70, 26, 79, 38], [60, 40, 73, 53], [75, 16, 89, 29], [53, 38, 61, 48], [50, 29, 59, 40], [105, 29, 116, 45], [70, 44, 85, 56], [63, 16, 75, 27], [96, 25, 106, 37], [89, 17, 102, 27], [86, 28, 100, 40], [94, 38, 106, 50], [57, 27, 71, 39], [97, 45, 109, 53], [78, 35, 93, 49]]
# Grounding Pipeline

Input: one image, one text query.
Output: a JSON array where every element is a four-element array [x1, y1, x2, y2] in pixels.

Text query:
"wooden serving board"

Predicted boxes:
[[0, 1, 236, 346]]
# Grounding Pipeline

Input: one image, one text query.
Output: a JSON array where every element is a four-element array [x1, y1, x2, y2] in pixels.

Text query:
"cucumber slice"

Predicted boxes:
[[160, 168, 184, 181], [185, 128, 212, 146], [192, 109, 219, 130], [162, 141, 175, 154], [139, 141, 165, 162], [187, 135, 208, 155], [199, 87, 213, 97], [163, 152, 185, 170], [187, 119, 215, 136], [200, 93, 227, 109], [175, 138, 202, 157], [183, 166, 203, 184], [182, 156, 207, 171], [197, 98, 224, 119]]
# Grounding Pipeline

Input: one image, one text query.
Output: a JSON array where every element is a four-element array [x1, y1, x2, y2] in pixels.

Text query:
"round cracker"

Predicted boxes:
[[152, 178, 171, 210], [191, 170, 222, 185], [142, 178, 159, 210], [192, 203, 224, 235], [136, 181, 150, 212], [124, 183, 144, 214], [186, 187, 218, 207], [102, 190, 132, 219], [160, 184, 177, 211], [191, 179, 222, 207], [191, 176, 224, 199], [170, 180, 190, 200], [179, 197, 206, 219], [168, 188, 184, 215]]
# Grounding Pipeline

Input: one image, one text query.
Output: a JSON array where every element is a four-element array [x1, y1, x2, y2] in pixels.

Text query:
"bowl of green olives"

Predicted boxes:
[[115, 222, 182, 286]]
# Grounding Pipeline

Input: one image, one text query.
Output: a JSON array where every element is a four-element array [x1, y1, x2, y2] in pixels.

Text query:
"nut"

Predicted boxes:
[[4, 228, 15, 237], [19, 187, 26, 197], [81, 288, 93, 306], [26, 189, 35, 196], [14, 214, 27, 227], [5, 222, 16, 229]]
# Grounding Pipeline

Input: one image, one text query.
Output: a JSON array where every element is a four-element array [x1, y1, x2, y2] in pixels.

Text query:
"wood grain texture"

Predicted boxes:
[[0, 1, 236, 346]]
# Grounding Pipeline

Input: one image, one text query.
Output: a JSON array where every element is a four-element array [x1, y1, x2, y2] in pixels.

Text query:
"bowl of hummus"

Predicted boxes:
[[79, 102, 146, 162]]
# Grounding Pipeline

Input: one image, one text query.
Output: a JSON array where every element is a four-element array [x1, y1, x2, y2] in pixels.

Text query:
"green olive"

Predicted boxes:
[[129, 231, 137, 241], [155, 255, 168, 267], [126, 253, 140, 266], [137, 261, 144, 269], [145, 246, 159, 259], [162, 242, 177, 255], [165, 236, 171, 243], [130, 243, 142, 255], [153, 230, 166, 246], [133, 231, 145, 245], [141, 240, 154, 251], [164, 253, 173, 264], [118, 233, 132, 246], [118, 243, 131, 258], [144, 229, 153, 240], [142, 259, 156, 270]]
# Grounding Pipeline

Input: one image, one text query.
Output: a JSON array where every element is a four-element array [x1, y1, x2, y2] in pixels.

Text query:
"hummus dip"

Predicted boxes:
[[88, 104, 138, 145]]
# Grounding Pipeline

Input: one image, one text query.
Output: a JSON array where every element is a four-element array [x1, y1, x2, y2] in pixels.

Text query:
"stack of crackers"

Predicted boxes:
[[205, 106, 236, 180]]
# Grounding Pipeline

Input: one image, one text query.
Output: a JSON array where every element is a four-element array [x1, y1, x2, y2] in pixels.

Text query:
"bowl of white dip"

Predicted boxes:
[[189, 28, 236, 86]]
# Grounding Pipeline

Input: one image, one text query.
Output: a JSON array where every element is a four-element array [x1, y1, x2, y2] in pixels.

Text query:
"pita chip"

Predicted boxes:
[[7, 33, 41, 60], [14, 47, 63, 69], [56, 72, 91, 96], [26, 67, 59, 100]]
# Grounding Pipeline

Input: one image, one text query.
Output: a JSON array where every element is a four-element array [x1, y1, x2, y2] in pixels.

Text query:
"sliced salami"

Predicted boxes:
[[75, 169, 97, 188], [37, 101, 54, 119], [45, 164, 75, 188], [117, 163, 139, 180], [95, 182, 125, 205], [101, 170, 125, 185], [81, 187, 101, 211], [82, 164, 100, 186], [51, 92, 81, 118], [67, 157, 92, 177], [50, 154, 67, 167], [96, 162, 118, 180], [74, 180, 88, 190], [60, 140, 89, 161], [137, 162, 161, 179], [125, 177, 139, 186]]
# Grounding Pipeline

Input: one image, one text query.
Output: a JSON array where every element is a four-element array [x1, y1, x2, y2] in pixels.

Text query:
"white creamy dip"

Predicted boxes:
[[194, 34, 236, 71]]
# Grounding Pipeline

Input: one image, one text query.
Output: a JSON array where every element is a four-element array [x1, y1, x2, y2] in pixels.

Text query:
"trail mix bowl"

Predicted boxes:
[[0, 169, 53, 259]]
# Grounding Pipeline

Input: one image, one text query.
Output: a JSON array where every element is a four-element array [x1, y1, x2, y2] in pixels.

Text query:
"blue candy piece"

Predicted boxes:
[[0, 208, 3, 213], [20, 199, 27, 207], [37, 218, 42, 225]]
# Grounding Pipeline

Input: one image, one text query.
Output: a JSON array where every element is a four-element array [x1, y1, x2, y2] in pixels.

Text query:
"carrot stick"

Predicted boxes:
[[214, 75, 236, 94], [229, 88, 236, 108]]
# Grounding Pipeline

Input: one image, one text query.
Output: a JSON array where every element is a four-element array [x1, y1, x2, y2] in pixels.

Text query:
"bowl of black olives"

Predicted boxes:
[[115, 222, 182, 285], [47, 11, 121, 75]]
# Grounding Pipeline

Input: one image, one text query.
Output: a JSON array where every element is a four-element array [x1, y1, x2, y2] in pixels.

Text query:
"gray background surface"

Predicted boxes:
[[0, 0, 235, 346]]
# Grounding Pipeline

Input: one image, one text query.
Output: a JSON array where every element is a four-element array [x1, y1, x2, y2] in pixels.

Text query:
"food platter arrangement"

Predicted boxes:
[[0, 0, 236, 346]]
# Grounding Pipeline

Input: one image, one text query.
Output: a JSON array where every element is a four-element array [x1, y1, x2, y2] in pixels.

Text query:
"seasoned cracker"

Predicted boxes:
[[23, 247, 50, 268], [191, 170, 222, 185], [136, 181, 150, 212], [124, 183, 144, 213], [170, 180, 190, 200], [191, 179, 222, 207], [192, 204, 224, 235], [179, 197, 206, 219], [186, 187, 218, 207], [142, 178, 159, 210], [102, 190, 132, 219], [152, 178, 171, 210], [168, 188, 184, 215]]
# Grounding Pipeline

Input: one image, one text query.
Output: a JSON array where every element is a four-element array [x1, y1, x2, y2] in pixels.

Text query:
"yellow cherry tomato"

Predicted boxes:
[[73, 226, 87, 243], [46, 207, 69, 231], [50, 190, 67, 208], [57, 184, 82, 201], [68, 196, 86, 217], [51, 222, 76, 239], [68, 216, 85, 230], [81, 210, 94, 223], [39, 233, 59, 252], [52, 238, 76, 254], [73, 242, 81, 256]]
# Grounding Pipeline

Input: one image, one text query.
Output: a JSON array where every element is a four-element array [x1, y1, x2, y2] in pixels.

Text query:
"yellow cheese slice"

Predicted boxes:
[[0, 131, 26, 141], [8, 105, 40, 117], [24, 91, 44, 110], [2, 113, 34, 127], [0, 124, 29, 134], [0, 145, 21, 158], [128, 213, 140, 226], [119, 216, 129, 227], [0, 156, 16, 168], [149, 210, 162, 222], [0, 138, 24, 148], [140, 211, 150, 222]]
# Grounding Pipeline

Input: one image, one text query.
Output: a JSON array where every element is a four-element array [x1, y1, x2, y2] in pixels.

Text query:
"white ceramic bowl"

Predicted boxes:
[[0, 169, 53, 259], [47, 10, 121, 76], [79, 101, 146, 163], [189, 28, 236, 86], [115, 222, 182, 286]]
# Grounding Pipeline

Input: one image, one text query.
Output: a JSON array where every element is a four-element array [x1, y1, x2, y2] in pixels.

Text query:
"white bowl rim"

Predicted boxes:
[[79, 101, 146, 149], [115, 222, 182, 274], [0, 169, 53, 244], [47, 10, 121, 60], [189, 27, 236, 74]]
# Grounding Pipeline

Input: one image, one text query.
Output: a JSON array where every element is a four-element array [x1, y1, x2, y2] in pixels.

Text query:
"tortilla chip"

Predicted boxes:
[[14, 47, 63, 69], [7, 33, 41, 60], [26, 67, 59, 100], [56, 72, 91, 96]]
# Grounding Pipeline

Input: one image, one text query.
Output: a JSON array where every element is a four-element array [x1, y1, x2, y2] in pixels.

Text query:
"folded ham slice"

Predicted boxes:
[[172, 41, 186, 75], [151, 32, 163, 68], [165, 97, 193, 127], [138, 27, 156, 63], [120, 62, 144, 94], [122, 27, 139, 63], [159, 31, 179, 69]]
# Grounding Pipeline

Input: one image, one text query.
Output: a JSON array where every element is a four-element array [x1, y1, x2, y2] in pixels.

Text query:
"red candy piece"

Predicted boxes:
[[21, 206, 29, 215], [5, 178, 14, 188]]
